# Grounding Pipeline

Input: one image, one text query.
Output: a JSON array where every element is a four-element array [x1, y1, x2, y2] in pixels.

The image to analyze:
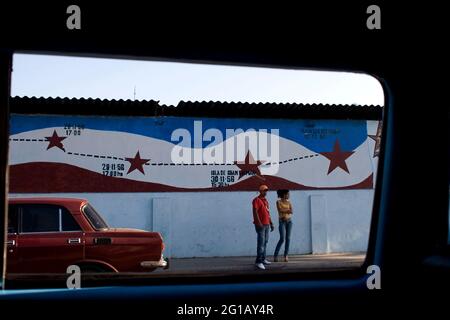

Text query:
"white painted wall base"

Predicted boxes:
[[310, 195, 329, 254], [9, 190, 373, 258]]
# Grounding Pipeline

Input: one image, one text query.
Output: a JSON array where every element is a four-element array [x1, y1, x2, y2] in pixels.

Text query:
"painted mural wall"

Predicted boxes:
[[8, 115, 381, 193]]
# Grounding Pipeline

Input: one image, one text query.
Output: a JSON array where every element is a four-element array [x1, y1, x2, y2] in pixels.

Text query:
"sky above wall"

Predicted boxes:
[[11, 53, 384, 106]]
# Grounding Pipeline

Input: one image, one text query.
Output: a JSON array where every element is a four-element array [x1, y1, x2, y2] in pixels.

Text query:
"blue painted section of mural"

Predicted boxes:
[[10, 115, 367, 153]]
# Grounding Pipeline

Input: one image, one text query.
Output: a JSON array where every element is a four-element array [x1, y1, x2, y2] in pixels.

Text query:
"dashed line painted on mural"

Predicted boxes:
[[68, 150, 321, 166], [8, 137, 320, 166], [9, 138, 46, 142]]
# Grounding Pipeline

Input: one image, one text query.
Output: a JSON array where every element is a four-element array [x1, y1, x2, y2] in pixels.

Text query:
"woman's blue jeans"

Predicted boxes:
[[274, 218, 292, 257]]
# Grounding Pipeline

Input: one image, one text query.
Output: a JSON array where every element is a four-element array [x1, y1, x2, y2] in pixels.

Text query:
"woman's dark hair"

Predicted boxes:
[[277, 189, 290, 198]]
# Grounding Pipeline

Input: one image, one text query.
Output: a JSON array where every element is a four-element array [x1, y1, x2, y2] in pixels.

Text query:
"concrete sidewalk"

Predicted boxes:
[[5, 253, 366, 288], [154, 252, 365, 275]]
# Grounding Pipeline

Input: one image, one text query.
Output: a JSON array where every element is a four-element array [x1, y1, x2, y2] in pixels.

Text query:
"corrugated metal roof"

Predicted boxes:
[[9, 96, 162, 116], [10, 96, 383, 120], [175, 101, 383, 120]]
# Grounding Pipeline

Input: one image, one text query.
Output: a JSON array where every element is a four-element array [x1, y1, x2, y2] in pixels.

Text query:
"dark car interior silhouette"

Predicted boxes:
[[0, 2, 448, 318]]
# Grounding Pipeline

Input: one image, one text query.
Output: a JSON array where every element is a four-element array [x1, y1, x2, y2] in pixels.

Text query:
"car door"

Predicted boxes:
[[5, 204, 19, 273], [15, 204, 85, 273]]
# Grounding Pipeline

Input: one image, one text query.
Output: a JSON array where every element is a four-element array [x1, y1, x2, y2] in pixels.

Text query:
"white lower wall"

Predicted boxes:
[[9, 190, 374, 258]]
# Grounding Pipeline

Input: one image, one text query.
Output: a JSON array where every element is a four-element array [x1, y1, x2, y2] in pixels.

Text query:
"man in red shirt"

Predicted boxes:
[[252, 184, 274, 270]]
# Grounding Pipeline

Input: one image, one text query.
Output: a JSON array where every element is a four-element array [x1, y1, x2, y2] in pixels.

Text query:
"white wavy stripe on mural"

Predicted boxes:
[[9, 127, 373, 188], [274, 137, 373, 187]]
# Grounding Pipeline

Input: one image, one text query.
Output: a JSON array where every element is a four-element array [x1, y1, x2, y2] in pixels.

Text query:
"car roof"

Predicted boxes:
[[8, 197, 88, 206]]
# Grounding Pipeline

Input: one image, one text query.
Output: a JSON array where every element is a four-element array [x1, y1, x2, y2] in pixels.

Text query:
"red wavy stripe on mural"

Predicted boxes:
[[9, 162, 373, 193]]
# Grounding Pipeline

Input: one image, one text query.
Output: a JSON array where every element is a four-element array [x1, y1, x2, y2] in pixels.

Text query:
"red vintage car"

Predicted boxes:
[[6, 197, 168, 273]]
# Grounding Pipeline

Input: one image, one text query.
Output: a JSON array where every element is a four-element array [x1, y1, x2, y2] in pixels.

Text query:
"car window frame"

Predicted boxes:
[[2, 61, 390, 286], [0, 5, 448, 294], [16, 204, 81, 235]]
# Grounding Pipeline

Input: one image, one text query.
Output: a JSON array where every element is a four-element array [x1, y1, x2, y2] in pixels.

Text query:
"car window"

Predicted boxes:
[[7, 204, 18, 234], [82, 204, 109, 230], [21, 204, 60, 233], [6, 53, 385, 286], [19, 204, 82, 233], [61, 208, 82, 231], [20, 204, 62, 233]]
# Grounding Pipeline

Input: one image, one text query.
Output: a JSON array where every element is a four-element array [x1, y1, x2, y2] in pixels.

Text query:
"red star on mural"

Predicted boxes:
[[234, 151, 265, 180], [320, 139, 355, 175], [45, 130, 66, 152], [368, 121, 382, 158], [125, 151, 150, 175]]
